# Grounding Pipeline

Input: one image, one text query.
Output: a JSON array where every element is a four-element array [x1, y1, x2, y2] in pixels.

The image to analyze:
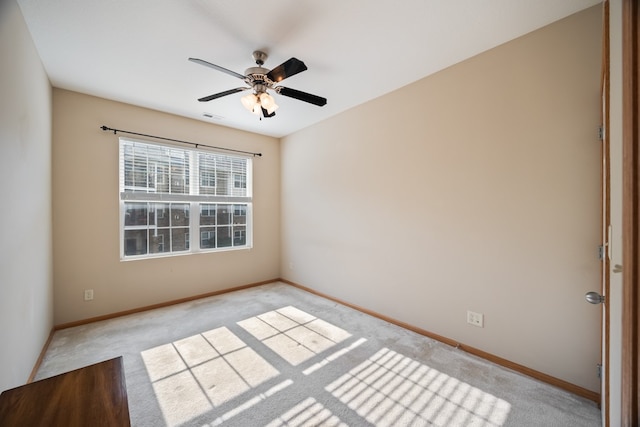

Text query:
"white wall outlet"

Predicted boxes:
[[84, 289, 94, 301], [467, 310, 484, 327], [289, 262, 294, 270]]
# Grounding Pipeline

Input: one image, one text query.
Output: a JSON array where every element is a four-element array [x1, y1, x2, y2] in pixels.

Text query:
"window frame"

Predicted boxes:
[[118, 138, 253, 260]]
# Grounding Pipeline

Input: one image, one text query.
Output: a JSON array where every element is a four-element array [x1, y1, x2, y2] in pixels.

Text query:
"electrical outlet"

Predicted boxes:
[[84, 289, 94, 301], [467, 310, 484, 327]]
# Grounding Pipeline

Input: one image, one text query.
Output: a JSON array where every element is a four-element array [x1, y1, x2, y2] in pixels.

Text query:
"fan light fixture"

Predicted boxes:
[[189, 50, 326, 120], [241, 92, 279, 115]]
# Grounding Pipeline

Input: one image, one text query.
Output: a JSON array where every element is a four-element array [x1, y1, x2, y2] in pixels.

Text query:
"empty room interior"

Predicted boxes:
[[1, 0, 638, 426]]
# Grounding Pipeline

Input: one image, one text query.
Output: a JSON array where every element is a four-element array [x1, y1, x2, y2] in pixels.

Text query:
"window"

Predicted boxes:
[[119, 139, 252, 259]]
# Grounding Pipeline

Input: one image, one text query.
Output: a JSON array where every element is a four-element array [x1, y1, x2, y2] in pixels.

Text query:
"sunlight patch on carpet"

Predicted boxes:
[[326, 348, 512, 427], [207, 379, 294, 427], [265, 397, 349, 427], [238, 306, 352, 366], [303, 337, 368, 376], [141, 326, 280, 427]]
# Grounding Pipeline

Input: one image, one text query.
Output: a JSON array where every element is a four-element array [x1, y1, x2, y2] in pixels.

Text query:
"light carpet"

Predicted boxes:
[[36, 282, 601, 426]]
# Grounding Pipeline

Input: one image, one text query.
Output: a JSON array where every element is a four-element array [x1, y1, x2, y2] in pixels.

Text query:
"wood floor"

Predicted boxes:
[[0, 357, 130, 426]]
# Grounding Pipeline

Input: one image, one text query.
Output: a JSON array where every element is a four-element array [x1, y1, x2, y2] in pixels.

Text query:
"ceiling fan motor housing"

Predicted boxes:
[[245, 67, 272, 94], [252, 50, 268, 66], [245, 66, 270, 78]]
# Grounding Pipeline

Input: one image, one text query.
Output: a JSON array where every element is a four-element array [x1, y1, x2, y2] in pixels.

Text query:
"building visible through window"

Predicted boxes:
[[119, 138, 252, 259]]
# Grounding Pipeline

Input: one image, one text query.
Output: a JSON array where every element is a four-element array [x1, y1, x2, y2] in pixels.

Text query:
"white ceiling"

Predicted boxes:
[[16, 0, 601, 138]]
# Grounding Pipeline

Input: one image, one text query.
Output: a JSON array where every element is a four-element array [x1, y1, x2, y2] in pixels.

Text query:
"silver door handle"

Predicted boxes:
[[585, 291, 605, 304], [613, 264, 623, 273]]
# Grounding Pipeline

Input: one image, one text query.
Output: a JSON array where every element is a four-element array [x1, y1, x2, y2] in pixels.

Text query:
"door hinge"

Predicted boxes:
[[598, 125, 604, 141], [597, 363, 602, 379], [598, 245, 605, 260]]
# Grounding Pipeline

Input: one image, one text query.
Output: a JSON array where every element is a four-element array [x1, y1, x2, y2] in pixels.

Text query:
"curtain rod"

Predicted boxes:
[[100, 125, 262, 157]]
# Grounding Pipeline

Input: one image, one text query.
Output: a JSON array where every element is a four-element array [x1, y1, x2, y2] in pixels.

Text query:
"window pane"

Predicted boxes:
[[216, 170, 230, 196], [218, 155, 232, 196], [171, 228, 189, 252], [123, 202, 192, 256], [200, 227, 216, 249], [124, 229, 147, 256], [123, 144, 152, 191], [200, 204, 216, 225], [132, 157, 147, 189], [233, 226, 246, 246], [125, 203, 148, 226], [199, 154, 216, 195], [156, 164, 169, 193], [147, 204, 156, 226], [150, 229, 170, 254], [122, 142, 190, 195], [169, 150, 189, 194], [156, 203, 170, 227], [233, 204, 246, 225], [171, 204, 189, 227], [232, 158, 247, 195], [195, 152, 248, 197], [217, 205, 231, 225], [217, 226, 232, 248]]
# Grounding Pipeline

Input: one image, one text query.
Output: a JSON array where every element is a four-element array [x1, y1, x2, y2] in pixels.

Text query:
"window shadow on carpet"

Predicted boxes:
[[141, 305, 511, 426]]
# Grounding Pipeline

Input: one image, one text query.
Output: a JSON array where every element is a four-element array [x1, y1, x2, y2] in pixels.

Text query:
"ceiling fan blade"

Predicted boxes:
[[198, 87, 246, 102], [278, 87, 327, 106], [189, 58, 246, 80], [261, 107, 276, 118], [266, 58, 307, 83]]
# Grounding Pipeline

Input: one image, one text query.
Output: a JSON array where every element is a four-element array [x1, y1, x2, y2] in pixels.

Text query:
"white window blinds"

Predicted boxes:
[[119, 139, 251, 203]]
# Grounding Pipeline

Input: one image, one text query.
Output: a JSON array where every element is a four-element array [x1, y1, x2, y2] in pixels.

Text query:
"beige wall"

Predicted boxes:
[[0, 0, 54, 391], [281, 6, 603, 392], [52, 90, 281, 325]]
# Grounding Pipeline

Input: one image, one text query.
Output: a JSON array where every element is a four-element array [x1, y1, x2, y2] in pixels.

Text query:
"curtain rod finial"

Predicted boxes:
[[100, 125, 117, 134]]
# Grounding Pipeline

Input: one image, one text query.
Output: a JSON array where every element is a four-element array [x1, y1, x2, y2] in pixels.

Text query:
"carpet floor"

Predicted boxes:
[[36, 282, 601, 426]]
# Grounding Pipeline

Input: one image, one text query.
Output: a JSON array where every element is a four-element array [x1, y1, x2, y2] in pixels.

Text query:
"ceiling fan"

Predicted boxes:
[[189, 50, 327, 119]]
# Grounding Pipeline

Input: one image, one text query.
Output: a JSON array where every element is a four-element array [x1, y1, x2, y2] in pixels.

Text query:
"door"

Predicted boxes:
[[589, 3, 612, 424], [592, 2, 628, 425], [600, 36, 612, 423]]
